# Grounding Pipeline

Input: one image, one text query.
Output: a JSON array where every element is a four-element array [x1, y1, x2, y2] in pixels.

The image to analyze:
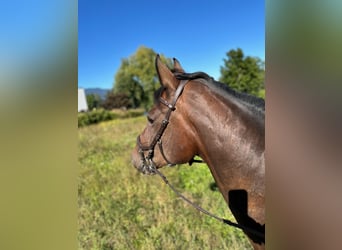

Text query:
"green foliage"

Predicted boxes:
[[78, 109, 144, 127], [114, 46, 172, 109], [219, 48, 265, 98], [78, 117, 252, 249], [102, 92, 131, 110], [78, 109, 114, 127], [86, 93, 102, 110], [258, 89, 265, 99]]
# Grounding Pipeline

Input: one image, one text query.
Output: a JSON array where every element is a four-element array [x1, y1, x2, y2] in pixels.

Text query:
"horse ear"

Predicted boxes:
[[173, 57, 185, 73], [155, 54, 178, 90]]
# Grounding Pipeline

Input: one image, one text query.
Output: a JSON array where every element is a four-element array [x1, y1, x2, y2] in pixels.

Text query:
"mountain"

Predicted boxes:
[[85, 88, 110, 100]]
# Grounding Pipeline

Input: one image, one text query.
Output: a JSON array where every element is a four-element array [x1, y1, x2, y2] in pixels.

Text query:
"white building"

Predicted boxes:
[[78, 88, 88, 112]]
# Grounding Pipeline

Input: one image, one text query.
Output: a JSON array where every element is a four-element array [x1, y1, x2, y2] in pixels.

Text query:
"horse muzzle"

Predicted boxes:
[[132, 144, 157, 175], [137, 160, 157, 175]]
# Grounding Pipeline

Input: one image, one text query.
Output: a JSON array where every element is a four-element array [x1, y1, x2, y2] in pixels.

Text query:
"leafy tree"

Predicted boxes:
[[86, 94, 102, 110], [102, 92, 131, 110], [114, 59, 145, 108], [113, 46, 172, 109], [219, 48, 265, 98]]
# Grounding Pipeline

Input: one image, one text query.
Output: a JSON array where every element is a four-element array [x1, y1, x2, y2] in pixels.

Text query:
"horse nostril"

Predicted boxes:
[[147, 116, 154, 124]]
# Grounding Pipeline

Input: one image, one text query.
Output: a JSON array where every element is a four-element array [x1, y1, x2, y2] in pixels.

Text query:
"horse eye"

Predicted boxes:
[[147, 116, 154, 124]]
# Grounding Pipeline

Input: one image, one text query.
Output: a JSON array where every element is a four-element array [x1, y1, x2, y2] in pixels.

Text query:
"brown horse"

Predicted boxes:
[[132, 55, 265, 249]]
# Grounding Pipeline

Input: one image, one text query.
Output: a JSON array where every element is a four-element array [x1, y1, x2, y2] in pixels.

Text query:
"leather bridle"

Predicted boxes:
[[136, 80, 189, 174]]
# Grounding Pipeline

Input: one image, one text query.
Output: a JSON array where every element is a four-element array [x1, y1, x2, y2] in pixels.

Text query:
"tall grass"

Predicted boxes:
[[78, 116, 252, 249]]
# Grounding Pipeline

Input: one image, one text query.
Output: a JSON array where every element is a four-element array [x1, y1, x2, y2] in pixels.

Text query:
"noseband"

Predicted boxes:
[[137, 80, 189, 174]]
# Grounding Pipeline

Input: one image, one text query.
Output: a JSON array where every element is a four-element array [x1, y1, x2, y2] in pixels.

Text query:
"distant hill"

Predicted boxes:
[[85, 88, 110, 100]]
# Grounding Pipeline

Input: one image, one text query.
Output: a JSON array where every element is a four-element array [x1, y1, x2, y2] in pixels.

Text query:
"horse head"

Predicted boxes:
[[132, 55, 198, 174]]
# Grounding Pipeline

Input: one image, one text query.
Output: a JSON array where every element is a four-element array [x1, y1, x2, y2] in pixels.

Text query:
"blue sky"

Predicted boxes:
[[79, 0, 264, 89]]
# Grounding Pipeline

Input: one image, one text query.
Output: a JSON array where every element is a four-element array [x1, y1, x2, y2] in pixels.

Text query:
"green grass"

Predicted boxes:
[[78, 116, 252, 249]]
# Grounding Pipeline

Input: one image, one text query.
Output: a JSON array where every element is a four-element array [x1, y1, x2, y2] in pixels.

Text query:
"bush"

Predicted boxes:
[[78, 108, 145, 127], [78, 113, 90, 127], [78, 109, 115, 127]]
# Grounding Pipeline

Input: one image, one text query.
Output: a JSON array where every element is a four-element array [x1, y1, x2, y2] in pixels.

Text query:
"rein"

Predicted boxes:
[[137, 78, 265, 241], [152, 165, 265, 240]]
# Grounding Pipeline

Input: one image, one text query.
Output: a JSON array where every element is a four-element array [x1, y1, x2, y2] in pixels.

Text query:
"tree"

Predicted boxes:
[[219, 48, 265, 98], [102, 92, 131, 110], [113, 46, 172, 109], [86, 94, 102, 110]]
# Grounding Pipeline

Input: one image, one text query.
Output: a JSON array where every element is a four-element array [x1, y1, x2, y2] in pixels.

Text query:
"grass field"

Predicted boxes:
[[78, 116, 252, 249]]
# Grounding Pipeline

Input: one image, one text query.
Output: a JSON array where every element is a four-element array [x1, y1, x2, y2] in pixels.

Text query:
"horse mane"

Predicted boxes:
[[174, 72, 265, 116]]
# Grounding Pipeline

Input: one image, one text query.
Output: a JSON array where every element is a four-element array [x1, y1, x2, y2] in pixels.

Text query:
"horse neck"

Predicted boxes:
[[183, 82, 265, 203]]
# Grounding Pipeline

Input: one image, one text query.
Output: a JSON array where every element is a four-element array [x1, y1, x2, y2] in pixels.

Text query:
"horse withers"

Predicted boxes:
[[132, 55, 265, 249]]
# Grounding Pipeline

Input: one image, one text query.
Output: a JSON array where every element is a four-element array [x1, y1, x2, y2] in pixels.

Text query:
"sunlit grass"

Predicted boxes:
[[78, 116, 252, 249]]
